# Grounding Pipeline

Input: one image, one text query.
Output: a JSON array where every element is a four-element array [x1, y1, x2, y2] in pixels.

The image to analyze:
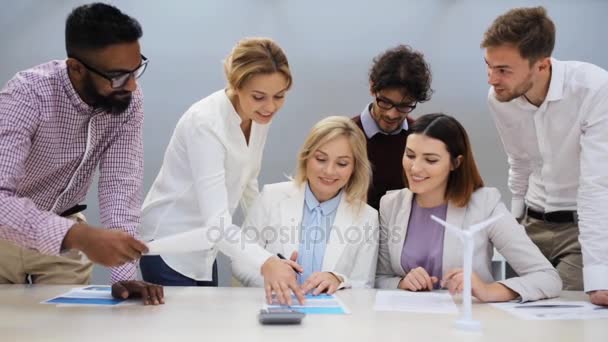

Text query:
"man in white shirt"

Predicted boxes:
[[482, 6, 608, 306]]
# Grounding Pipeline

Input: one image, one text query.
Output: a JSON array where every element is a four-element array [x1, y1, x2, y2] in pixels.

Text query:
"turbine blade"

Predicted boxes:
[[469, 214, 504, 234], [431, 214, 463, 237]]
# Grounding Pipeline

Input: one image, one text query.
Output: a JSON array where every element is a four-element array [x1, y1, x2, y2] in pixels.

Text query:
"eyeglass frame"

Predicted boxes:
[[374, 93, 417, 114], [69, 54, 149, 89]]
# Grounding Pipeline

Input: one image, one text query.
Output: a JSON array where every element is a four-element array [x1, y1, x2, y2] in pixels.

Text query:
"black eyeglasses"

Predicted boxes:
[[70, 54, 149, 89], [375, 94, 417, 114]]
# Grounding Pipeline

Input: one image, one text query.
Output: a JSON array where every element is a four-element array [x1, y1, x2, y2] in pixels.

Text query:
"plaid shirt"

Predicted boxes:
[[0, 60, 144, 283]]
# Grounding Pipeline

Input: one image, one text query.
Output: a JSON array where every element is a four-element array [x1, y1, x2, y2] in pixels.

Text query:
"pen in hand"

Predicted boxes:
[[277, 252, 302, 274]]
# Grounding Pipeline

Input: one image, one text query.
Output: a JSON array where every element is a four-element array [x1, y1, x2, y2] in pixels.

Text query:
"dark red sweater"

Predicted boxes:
[[352, 115, 411, 210]]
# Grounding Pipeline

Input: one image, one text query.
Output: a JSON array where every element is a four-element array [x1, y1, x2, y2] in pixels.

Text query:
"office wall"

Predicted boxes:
[[1, 0, 607, 285]]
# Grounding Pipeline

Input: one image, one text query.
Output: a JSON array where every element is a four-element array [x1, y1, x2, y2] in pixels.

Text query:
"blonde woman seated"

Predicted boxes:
[[233, 116, 379, 294], [376, 113, 561, 302]]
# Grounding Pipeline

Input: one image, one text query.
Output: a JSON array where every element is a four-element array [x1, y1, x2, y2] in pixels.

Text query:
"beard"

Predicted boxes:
[[378, 115, 404, 133], [494, 74, 534, 103], [81, 74, 132, 114], [370, 104, 406, 134]]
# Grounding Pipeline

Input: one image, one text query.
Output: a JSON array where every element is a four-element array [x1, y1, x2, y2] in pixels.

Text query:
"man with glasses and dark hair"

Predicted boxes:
[[0, 3, 163, 305], [352, 45, 433, 209]]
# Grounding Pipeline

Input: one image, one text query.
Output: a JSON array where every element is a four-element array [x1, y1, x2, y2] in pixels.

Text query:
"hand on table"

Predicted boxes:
[[112, 280, 164, 305], [301, 272, 342, 295], [442, 268, 490, 300], [261, 254, 305, 306], [398, 267, 438, 291], [442, 268, 517, 302], [590, 290, 608, 306]]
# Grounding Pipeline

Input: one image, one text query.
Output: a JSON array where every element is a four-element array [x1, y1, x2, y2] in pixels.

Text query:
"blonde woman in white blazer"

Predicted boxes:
[[376, 113, 561, 302], [139, 38, 304, 305], [233, 116, 379, 294]]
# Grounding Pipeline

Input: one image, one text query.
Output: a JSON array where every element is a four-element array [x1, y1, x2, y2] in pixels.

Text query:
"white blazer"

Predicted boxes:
[[232, 181, 379, 289], [376, 187, 562, 302], [139, 89, 271, 281]]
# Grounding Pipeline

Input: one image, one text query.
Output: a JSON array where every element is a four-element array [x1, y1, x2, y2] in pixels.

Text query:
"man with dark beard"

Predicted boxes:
[[0, 3, 163, 305], [483, 6, 608, 306]]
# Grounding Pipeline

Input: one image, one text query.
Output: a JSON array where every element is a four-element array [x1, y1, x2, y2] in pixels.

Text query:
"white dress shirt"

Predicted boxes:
[[140, 89, 272, 280], [488, 58, 608, 292]]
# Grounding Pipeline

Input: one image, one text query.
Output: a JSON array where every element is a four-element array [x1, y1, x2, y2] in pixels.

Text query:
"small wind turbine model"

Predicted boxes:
[[430, 213, 504, 332]]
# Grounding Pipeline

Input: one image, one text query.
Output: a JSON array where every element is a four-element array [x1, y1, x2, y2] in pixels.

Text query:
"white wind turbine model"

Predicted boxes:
[[430, 213, 504, 332]]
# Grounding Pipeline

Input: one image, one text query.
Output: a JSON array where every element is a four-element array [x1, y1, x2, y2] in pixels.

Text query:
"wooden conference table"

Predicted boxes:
[[0, 285, 606, 342]]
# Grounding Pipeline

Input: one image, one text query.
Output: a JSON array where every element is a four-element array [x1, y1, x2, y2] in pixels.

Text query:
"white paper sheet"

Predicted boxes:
[[491, 300, 608, 320], [145, 228, 214, 255], [374, 290, 458, 314]]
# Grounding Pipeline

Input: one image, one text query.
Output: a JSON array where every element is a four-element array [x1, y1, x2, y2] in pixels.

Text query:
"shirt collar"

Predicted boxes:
[[304, 182, 342, 215], [360, 103, 408, 138], [60, 60, 95, 114], [220, 89, 244, 126], [514, 57, 564, 107], [545, 58, 565, 102]]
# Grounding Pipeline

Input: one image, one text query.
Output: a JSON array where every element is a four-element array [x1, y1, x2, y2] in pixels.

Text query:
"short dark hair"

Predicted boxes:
[[369, 45, 432, 103], [481, 6, 555, 63], [65, 3, 143, 56], [406, 113, 484, 207]]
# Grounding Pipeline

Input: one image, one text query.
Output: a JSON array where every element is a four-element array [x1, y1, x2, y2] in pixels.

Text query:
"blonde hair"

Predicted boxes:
[[224, 37, 292, 90], [294, 116, 371, 204]]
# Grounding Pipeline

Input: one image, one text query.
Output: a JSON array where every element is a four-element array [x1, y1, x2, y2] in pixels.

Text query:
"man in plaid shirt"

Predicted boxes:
[[0, 3, 163, 305]]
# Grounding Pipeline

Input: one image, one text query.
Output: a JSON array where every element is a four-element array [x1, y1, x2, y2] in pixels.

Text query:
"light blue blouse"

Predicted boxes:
[[297, 182, 342, 284]]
